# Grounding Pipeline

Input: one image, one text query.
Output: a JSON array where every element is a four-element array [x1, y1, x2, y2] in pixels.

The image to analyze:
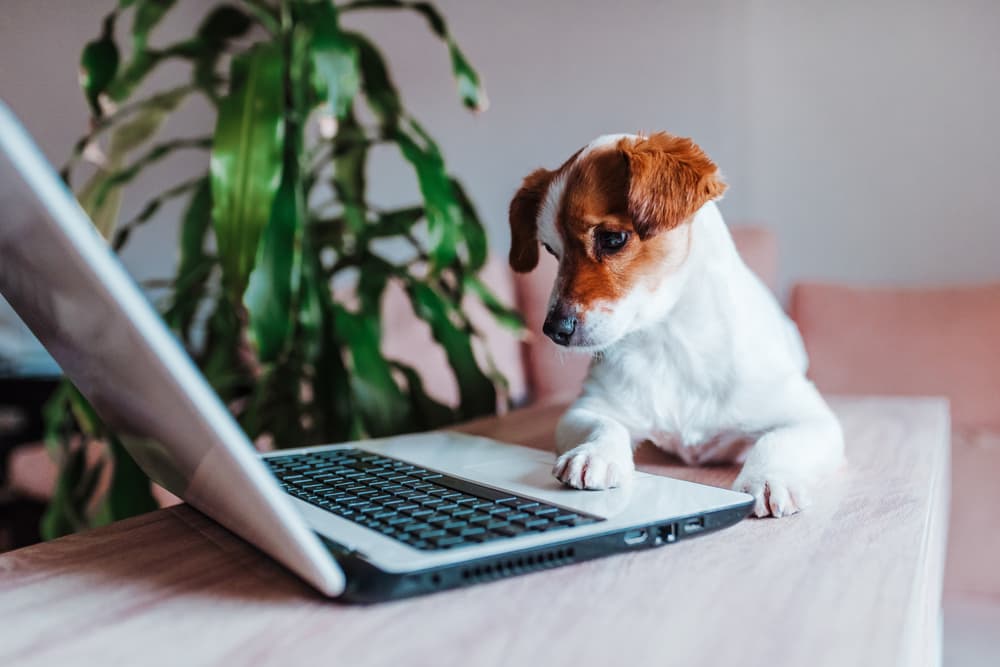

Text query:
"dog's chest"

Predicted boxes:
[[592, 323, 741, 451]]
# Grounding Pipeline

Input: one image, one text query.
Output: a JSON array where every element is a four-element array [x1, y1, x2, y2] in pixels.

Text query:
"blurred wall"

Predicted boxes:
[[2, 0, 999, 298]]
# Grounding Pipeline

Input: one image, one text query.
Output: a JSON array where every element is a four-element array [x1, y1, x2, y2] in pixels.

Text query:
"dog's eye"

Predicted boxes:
[[542, 243, 557, 257], [596, 230, 629, 253]]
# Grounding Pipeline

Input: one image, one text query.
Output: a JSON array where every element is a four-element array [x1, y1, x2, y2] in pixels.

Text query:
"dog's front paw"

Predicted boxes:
[[732, 467, 814, 518], [553, 444, 634, 490]]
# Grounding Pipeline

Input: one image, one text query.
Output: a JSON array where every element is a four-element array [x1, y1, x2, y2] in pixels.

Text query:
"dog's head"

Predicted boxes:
[[509, 132, 727, 351]]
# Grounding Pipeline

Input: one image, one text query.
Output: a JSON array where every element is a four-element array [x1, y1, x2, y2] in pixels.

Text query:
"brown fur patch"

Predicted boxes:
[[508, 168, 553, 273], [553, 133, 718, 313], [617, 132, 727, 239]]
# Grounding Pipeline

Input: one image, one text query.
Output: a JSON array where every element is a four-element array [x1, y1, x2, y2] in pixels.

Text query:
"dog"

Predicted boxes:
[[508, 132, 844, 517]]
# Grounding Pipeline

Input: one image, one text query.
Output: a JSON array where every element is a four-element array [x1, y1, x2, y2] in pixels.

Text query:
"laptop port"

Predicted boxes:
[[624, 529, 648, 545], [654, 523, 676, 544], [681, 517, 705, 534]]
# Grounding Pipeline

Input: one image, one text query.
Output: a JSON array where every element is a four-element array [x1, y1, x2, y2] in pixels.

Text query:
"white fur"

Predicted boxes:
[[546, 200, 845, 517]]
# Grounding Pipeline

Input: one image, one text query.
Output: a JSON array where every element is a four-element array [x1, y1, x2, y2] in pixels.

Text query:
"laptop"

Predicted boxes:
[[0, 102, 753, 602]]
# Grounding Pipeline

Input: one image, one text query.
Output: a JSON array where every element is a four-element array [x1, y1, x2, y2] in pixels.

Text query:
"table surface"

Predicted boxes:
[[0, 396, 950, 667]]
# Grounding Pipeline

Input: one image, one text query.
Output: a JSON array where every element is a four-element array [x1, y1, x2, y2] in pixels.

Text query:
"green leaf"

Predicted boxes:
[[357, 253, 396, 314], [163, 177, 213, 337], [392, 362, 455, 430], [76, 86, 190, 238], [79, 14, 120, 117], [340, 1, 487, 110], [393, 122, 460, 270], [113, 175, 203, 251], [446, 41, 485, 111], [91, 136, 211, 211], [244, 170, 306, 363], [197, 5, 254, 46], [40, 384, 109, 540], [450, 178, 487, 270], [347, 32, 402, 127], [132, 0, 177, 53], [464, 275, 525, 332], [93, 435, 158, 526], [40, 445, 89, 540], [193, 5, 254, 99], [330, 114, 369, 232], [300, 248, 355, 442], [199, 298, 249, 399], [405, 281, 495, 418], [332, 304, 412, 437], [299, 1, 360, 118], [367, 206, 424, 241], [104, 0, 178, 102], [211, 42, 285, 298]]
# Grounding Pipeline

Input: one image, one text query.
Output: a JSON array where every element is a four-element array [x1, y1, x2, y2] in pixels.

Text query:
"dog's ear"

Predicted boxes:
[[618, 133, 727, 240], [508, 168, 554, 273]]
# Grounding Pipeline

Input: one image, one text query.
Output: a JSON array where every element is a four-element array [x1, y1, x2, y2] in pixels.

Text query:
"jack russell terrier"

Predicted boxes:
[[508, 132, 844, 518]]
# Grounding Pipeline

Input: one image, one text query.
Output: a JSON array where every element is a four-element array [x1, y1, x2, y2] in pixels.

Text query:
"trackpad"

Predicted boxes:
[[462, 457, 638, 516]]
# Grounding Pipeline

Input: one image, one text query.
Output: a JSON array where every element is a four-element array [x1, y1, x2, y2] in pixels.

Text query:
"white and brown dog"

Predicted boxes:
[[508, 132, 844, 518]]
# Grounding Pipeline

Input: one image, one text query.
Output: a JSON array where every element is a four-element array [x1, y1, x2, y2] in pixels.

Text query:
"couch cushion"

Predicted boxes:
[[789, 282, 1000, 430], [790, 282, 1000, 597], [513, 225, 780, 404], [948, 429, 1000, 596]]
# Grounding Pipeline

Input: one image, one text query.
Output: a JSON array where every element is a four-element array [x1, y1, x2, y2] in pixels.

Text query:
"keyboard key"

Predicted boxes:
[[428, 535, 465, 548], [418, 528, 447, 539], [404, 522, 432, 533]]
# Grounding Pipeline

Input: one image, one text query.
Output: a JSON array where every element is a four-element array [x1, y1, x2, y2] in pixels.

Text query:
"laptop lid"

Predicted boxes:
[[0, 101, 344, 596]]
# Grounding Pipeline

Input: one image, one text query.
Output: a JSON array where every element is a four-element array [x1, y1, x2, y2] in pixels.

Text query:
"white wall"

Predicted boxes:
[[2, 0, 999, 299]]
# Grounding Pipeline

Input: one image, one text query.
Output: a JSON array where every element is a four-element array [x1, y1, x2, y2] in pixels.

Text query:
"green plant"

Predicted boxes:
[[43, 0, 521, 539]]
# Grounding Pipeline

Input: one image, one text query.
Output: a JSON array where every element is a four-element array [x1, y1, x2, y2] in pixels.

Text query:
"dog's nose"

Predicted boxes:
[[543, 309, 577, 346]]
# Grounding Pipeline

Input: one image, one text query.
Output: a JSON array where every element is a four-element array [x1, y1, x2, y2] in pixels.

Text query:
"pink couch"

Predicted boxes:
[[790, 282, 1000, 599]]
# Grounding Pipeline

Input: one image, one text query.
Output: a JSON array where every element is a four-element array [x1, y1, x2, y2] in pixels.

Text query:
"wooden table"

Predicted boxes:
[[0, 397, 949, 667]]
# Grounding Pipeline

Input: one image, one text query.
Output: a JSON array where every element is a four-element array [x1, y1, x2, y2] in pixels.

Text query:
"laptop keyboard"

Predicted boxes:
[[265, 448, 602, 551]]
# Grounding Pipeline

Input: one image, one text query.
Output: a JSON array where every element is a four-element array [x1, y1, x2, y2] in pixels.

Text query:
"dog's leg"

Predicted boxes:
[[732, 384, 845, 518], [553, 403, 634, 490]]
